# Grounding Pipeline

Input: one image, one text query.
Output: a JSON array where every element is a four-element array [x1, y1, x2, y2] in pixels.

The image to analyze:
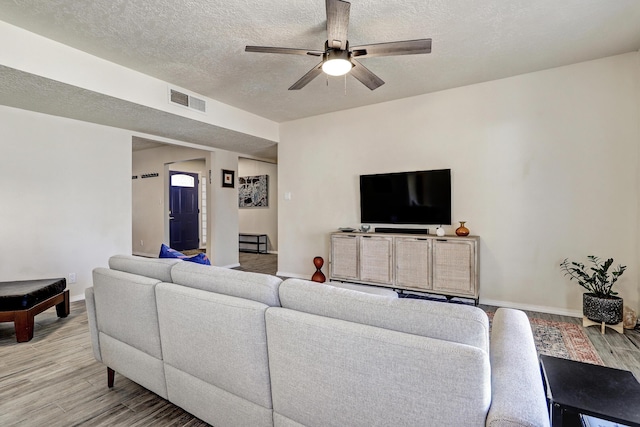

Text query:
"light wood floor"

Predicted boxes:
[[1, 253, 638, 426], [237, 251, 278, 275], [0, 301, 209, 427]]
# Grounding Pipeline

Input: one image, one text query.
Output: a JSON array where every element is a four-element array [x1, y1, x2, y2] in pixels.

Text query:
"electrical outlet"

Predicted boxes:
[[69, 273, 77, 284]]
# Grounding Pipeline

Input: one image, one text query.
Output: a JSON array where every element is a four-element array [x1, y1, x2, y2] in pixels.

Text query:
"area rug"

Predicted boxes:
[[487, 312, 604, 365], [528, 317, 603, 365]]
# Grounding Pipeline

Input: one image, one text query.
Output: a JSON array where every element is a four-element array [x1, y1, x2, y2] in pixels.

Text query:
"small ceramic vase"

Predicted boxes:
[[455, 221, 470, 236]]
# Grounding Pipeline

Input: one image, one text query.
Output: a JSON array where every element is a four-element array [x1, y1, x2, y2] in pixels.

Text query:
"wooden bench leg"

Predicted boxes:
[[55, 290, 70, 318], [108, 367, 115, 388], [14, 310, 35, 343]]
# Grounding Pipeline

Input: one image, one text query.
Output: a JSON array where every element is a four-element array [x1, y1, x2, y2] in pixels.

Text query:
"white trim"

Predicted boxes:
[[480, 298, 582, 318], [222, 263, 241, 269], [268, 250, 278, 255], [132, 251, 158, 258], [276, 271, 308, 279], [71, 294, 86, 303]]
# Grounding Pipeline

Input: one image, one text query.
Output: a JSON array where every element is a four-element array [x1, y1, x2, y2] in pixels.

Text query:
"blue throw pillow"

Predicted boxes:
[[158, 243, 211, 265]]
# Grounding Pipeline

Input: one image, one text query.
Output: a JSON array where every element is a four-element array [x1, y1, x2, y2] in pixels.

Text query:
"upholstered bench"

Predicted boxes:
[[0, 278, 69, 342]]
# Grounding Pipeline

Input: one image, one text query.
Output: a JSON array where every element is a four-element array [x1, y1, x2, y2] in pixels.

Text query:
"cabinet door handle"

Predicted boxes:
[[417, 238, 428, 241], [362, 236, 372, 239]]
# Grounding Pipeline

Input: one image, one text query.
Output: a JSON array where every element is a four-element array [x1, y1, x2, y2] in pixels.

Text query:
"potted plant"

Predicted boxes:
[[560, 255, 627, 324]]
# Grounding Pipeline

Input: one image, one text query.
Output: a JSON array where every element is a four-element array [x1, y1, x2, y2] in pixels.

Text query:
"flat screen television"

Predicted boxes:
[[359, 169, 451, 225]]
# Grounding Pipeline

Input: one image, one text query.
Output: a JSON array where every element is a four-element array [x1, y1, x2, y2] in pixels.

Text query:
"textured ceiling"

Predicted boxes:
[[0, 0, 639, 154]]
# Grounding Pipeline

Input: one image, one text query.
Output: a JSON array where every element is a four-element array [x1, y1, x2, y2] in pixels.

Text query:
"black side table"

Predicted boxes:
[[540, 355, 640, 427]]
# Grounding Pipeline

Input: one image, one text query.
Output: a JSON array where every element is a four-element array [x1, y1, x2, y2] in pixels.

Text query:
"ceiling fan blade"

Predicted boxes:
[[351, 39, 432, 58], [245, 46, 323, 56], [350, 59, 384, 90], [326, 0, 350, 49], [289, 62, 324, 90]]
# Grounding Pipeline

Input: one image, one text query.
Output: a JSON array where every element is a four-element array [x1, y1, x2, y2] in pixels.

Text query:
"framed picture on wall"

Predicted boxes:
[[239, 175, 268, 208], [222, 169, 235, 188]]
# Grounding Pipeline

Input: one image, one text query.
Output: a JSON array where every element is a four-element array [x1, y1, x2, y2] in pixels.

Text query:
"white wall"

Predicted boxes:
[[278, 52, 640, 315], [132, 145, 211, 257], [0, 20, 279, 142], [238, 158, 278, 252], [208, 150, 240, 267], [132, 144, 241, 268], [0, 105, 131, 301]]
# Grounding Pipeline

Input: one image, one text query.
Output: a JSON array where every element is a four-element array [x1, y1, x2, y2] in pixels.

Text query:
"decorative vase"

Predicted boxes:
[[583, 293, 623, 324], [311, 256, 326, 283], [455, 221, 469, 236], [623, 306, 637, 329]]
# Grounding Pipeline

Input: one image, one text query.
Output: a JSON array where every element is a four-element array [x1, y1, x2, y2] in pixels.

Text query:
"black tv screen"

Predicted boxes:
[[360, 169, 451, 225]]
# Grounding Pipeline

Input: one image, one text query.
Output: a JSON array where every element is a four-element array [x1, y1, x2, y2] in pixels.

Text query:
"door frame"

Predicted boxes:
[[164, 162, 207, 250], [169, 170, 200, 250]]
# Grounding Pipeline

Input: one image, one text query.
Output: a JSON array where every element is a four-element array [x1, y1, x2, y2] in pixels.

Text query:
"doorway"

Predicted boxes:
[[169, 171, 200, 251]]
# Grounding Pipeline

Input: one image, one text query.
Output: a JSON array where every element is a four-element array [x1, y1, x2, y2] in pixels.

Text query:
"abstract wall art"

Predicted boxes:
[[239, 175, 268, 207]]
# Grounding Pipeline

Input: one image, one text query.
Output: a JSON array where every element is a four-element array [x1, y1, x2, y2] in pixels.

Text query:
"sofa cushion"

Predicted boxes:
[[156, 283, 274, 414], [100, 332, 167, 399], [92, 267, 163, 359], [266, 307, 491, 427], [487, 308, 550, 427], [171, 262, 282, 307], [279, 278, 489, 351], [164, 365, 273, 427], [108, 254, 180, 283], [325, 281, 398, 297]]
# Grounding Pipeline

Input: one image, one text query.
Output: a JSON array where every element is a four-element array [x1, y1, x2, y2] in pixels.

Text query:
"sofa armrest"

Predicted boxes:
[[84, 286, 102, 363], [486, 308, 549, 427]]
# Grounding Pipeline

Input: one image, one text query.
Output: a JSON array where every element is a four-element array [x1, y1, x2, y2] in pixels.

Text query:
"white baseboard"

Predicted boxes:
[[71, 294, 85, 303], [276, 271, 309, 279], [480, 298, 582, 318], [223, 263, 241, 269], [132, 251, 157, 258]]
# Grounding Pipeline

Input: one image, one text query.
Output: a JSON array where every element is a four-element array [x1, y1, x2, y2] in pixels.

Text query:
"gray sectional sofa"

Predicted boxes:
[[85, 255, 550, 427]]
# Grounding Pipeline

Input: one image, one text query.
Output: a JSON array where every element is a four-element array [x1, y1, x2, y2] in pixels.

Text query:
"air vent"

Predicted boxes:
[[170, 89, 189, 106], [169, 88, 207, 113], [189, 96, 206, 112]]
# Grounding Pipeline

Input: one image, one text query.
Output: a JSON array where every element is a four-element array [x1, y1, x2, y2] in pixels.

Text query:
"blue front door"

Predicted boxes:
[[169, 171, 199, 251]]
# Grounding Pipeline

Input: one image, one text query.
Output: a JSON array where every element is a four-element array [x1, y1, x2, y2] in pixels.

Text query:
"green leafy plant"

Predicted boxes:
[[560, 255, 626, 298]]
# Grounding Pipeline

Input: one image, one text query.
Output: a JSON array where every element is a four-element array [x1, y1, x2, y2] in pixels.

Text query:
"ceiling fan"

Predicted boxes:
[[245, 0, 432, 91]]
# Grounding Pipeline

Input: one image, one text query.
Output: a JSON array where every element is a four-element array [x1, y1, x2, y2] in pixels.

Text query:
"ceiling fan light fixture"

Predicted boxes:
[[322, 49, 352, 76]]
